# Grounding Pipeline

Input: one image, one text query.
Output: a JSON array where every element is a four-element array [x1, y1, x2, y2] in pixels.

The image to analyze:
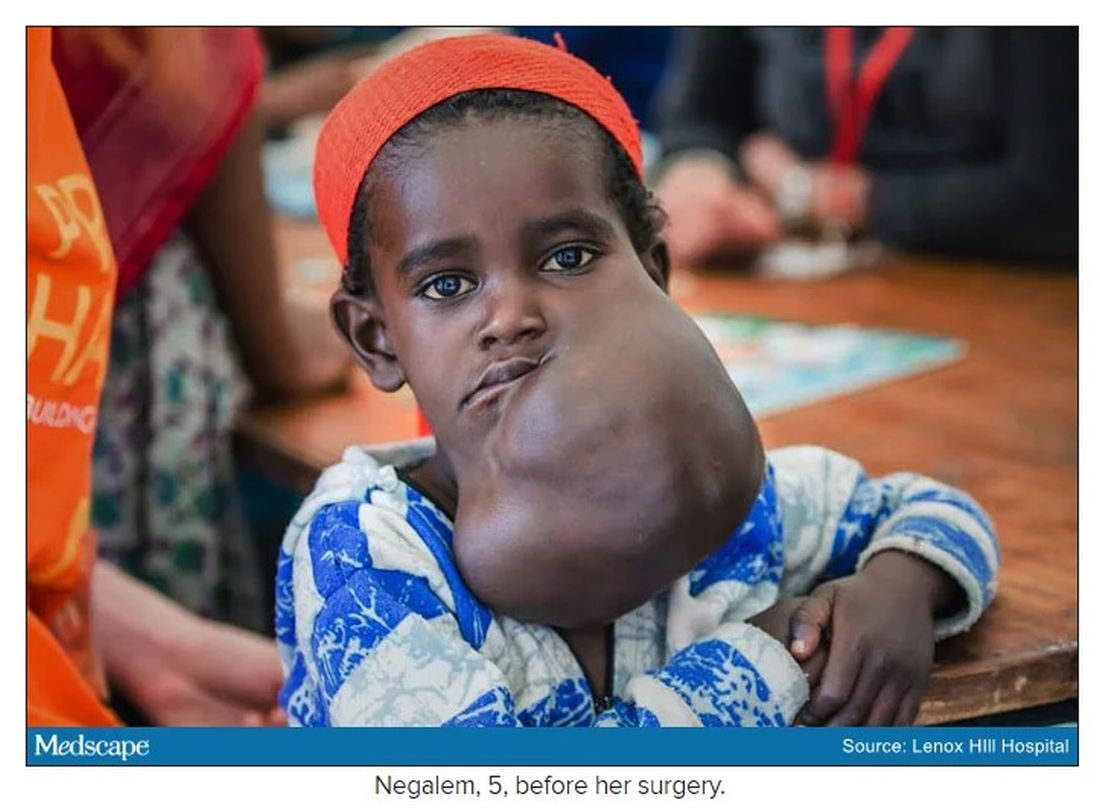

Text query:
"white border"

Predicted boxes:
[[4, 2, 1090, 805]]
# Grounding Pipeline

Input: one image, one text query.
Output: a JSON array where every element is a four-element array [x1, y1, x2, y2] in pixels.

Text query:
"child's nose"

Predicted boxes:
[[476, 278, 547, 351]]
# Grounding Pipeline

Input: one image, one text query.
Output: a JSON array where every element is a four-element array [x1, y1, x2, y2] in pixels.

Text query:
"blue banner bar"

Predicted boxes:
[[26, 727, 1076, 766]]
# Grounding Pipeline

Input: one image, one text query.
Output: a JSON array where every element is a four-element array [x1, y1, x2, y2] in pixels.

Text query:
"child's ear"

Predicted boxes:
[[330, 289, 406, 392], [642, 238, 672, 293]]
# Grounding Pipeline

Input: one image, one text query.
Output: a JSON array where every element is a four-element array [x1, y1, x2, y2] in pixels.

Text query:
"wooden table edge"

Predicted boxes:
[[917, 641, 1078, 725]]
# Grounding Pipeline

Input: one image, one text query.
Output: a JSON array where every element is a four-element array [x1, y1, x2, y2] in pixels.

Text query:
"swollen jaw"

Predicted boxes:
[[449, 291, 763, 627]]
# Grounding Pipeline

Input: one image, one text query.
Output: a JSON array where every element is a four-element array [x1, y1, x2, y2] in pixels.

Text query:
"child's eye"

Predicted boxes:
[[421, 274, 476, 300], [541, 245, 598, 273]]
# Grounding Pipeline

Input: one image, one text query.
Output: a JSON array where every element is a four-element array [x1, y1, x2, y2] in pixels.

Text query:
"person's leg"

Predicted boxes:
[[144, 233, 266, 631], [92, 232, 266, 632]]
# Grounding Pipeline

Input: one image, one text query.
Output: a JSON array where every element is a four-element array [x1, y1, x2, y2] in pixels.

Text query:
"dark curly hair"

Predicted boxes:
[[341, 89, 666, 298]]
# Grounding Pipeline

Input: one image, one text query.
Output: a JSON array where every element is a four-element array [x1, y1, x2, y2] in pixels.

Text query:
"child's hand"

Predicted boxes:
[[746, 597, 830, 691], [795, 551, 962, 726]]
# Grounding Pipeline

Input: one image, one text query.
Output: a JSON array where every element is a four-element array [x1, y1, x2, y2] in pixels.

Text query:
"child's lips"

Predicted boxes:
[[462, 354, 551, 411]]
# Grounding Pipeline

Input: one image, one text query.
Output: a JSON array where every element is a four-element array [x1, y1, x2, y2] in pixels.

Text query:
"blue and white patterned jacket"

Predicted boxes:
[[275, 443, 999, 727]]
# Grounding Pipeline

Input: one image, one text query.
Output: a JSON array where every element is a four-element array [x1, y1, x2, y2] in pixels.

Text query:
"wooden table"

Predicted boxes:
[[241, 219, 1078, 724]]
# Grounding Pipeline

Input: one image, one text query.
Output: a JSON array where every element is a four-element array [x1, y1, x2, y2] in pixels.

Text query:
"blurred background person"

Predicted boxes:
[[51, 27, 349, 636], [654, 27, 1078, 269], [514, 27, 673, 146], [258, 27, 490, 136], [29, 26, 284, 726], [256, 27, 675, 223], [258, 27, 400, 136], [258, 26, 671, 139]]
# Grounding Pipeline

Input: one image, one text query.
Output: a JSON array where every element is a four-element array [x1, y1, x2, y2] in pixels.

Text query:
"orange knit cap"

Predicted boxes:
[[313, 33, 644, 265]]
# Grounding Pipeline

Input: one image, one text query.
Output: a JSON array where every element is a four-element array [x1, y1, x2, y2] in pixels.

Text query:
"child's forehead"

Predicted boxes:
[[391, 113, 605, 178], [370, 118, 613, 235]]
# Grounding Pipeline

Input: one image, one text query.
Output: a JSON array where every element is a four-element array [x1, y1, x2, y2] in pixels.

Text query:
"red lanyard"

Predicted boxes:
[[825, 26, 915, 165]]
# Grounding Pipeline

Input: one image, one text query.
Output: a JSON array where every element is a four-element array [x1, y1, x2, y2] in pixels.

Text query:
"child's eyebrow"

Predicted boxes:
[[396, 236, 478, 279], [394, 210, 616, 279], [521, 209, 616, 244]]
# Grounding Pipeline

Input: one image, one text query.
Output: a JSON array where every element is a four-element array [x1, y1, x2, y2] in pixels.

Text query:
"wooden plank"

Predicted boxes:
[[917, 643, 1078, 725]]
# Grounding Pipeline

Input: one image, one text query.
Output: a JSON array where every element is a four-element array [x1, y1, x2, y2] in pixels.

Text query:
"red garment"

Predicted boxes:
[[51, 27, 264, 301], [313, 33, 644, 265]]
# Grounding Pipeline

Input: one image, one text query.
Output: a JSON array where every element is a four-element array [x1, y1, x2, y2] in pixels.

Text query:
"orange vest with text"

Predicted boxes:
[[27, 26, 118, 726]]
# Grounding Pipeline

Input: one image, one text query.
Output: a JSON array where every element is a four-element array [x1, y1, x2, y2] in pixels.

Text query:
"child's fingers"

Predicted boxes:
[[894, 689, 923, 726], [822, 660, 880, 721], [791, 647, 829, 725], [865, 680, 906, 727], [824, 659, 884, 726], [801, 646, 828, 690], [789, 586, 835, 660], [799, 637, 860, 723]]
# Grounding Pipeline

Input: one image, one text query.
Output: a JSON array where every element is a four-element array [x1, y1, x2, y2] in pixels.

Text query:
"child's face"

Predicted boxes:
[[353, 117, 667, 460], [338, 116, 763, 628]]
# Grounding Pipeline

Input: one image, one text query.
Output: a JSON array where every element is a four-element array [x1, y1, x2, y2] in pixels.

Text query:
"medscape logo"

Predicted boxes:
[[33, 733, 151, 763]]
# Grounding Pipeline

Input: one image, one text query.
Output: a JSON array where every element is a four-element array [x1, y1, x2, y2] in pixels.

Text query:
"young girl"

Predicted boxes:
[[276, 34, 999, 727]]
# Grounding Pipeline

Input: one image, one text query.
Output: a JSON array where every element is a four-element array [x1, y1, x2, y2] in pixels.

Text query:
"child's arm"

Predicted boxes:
[[773, 445, 999, 637], [278, 501, 807, 726], [770, 445, 1000, 724]]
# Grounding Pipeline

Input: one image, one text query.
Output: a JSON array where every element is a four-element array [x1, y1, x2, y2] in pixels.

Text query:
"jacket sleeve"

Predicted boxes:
[[599, 620, 808, 726], [772, 445, 1000, 641], [277, 500, 807, 727], [656, 28, 1076, 262], [867, 28, 1077, 263], [655, 27, 759, 163]]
